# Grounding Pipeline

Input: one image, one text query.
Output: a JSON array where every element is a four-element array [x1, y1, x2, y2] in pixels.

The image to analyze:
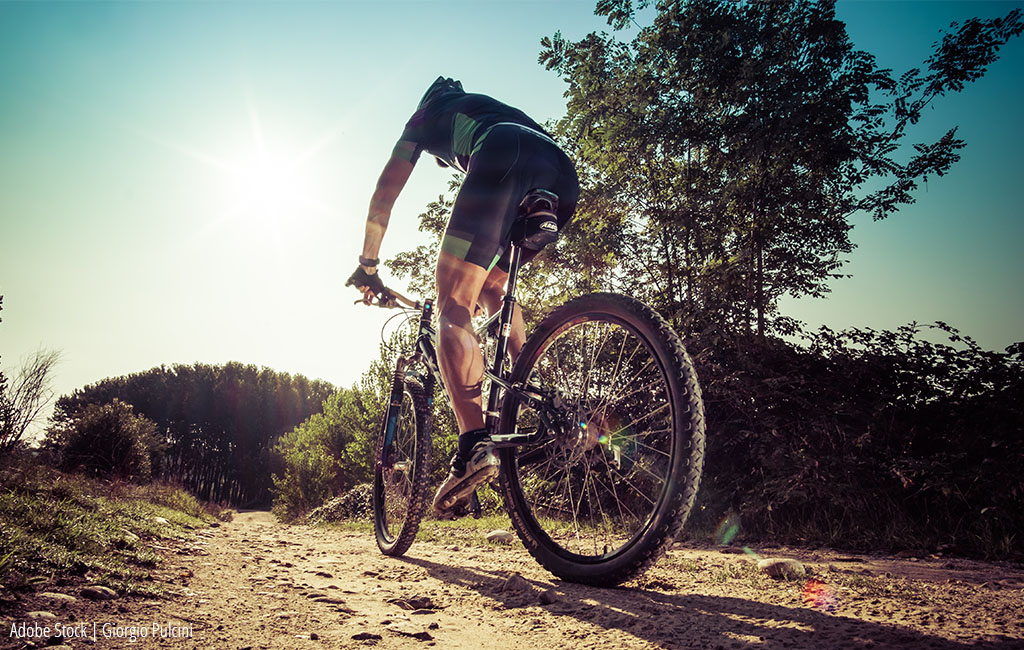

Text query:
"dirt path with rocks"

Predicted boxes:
[[7, 510, 1024, 649]]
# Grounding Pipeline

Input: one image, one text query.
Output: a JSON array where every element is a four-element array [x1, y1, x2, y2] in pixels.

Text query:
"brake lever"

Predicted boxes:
[[353, 292, 398, 308]]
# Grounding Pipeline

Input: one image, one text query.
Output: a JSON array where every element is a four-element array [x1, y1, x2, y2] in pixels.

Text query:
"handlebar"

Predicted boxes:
[[354, 287, 421, 311]]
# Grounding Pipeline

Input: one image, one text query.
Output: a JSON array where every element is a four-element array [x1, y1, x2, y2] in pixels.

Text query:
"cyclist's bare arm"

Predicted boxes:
[[361, 152, 414, 271], [353, 152, 414, 302]]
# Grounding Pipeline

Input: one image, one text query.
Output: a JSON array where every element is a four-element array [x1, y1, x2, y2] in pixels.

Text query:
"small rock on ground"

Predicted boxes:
[[758, 558, 806, 580], [389, 623, 434, 641], [352, 632, 383, 641], [38, 592, 78, 604], [486, 530, 515, 544], [81, 585, 119, 600], [27, 611, 57, 619], [501, 573, 532, 593]]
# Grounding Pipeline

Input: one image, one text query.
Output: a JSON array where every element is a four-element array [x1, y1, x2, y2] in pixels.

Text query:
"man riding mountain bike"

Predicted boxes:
[[346, 76, 579, 517]]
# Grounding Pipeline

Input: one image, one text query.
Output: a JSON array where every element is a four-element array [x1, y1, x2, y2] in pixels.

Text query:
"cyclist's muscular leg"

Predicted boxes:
[[435, 251, 490, 434], [479, 266, 525, 363]]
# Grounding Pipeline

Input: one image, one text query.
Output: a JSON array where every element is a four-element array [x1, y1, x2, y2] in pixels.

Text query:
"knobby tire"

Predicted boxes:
[[373, 378, 432, 556], [498, 292, 706, 586]]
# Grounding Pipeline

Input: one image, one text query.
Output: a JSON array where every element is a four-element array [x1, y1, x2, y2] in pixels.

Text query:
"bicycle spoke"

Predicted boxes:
[[582, 322, 614, 404], [593, 375, 662, 415], [591, 357, 655, 418], [604, 401, 671, 439], [620, 434, 674, 459], [589, 468, 643, 524], [502, 293, 704, 585], [585, 467, 612, 548]]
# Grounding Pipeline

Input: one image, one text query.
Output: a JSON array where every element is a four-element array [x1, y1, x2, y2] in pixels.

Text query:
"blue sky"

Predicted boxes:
[[1, 1, 1021, 429]]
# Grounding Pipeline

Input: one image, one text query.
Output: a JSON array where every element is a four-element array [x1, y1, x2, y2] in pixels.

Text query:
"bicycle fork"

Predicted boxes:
[[381, 299, 438, 465]]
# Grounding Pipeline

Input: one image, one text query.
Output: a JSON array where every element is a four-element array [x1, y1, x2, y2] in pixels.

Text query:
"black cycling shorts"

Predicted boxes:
[[440, 123, 578, 271]]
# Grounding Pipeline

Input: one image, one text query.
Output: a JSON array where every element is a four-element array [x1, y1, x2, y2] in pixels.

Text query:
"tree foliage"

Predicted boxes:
[[531, 1, 1023, 555], [270, 385, 379, 520], [541, 0, 1021, 339], [48, 362, 334, 505], [696, 323, 1023, 556]]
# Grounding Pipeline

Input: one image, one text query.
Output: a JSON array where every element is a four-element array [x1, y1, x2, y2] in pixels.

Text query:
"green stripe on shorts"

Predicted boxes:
[[441, 232, 472, 261], [471, 124, 498, 156], [441, 233, 503, 271]]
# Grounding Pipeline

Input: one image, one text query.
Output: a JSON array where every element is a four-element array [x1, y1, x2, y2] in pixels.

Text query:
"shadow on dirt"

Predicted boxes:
[[400, 555, 1018, 650]]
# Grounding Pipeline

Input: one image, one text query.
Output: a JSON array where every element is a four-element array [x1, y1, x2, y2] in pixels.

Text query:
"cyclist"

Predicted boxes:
[[347, 76, 578, 516]]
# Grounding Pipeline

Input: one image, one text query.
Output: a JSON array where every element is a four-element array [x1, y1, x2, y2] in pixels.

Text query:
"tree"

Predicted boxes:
[[522, 1, 1024, 557], [49, 399, 162, 482], [0, 298, 61, 453], [541, 0, 1022, 339], [48, 362, 335, 504]]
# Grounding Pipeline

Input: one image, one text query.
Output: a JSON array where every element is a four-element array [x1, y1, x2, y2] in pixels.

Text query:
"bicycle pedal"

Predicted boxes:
[[449, 501, 473, 519]]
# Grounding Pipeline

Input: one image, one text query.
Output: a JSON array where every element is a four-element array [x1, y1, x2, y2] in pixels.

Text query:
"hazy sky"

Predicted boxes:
[[1, 1, 1021, 430]]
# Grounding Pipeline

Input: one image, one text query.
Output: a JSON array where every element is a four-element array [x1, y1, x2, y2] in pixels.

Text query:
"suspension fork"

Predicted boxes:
[[382, 356, 410, 454], [382, 299, 437, 455]]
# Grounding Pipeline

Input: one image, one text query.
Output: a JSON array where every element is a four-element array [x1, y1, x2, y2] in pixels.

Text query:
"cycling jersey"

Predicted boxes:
[[392, 90, 551, 173], [392, 78, 579, 271]]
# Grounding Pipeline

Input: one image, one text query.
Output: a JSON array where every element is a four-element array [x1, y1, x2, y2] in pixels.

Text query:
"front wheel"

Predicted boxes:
[[373, 377, 432, 556], [498, 292, 705, 586]]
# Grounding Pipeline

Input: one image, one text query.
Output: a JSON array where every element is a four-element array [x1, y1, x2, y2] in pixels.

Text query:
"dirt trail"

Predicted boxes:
[[8, 510, 1024, 649]]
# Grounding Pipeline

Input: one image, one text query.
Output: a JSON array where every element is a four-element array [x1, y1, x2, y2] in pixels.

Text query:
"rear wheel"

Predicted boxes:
[[373, 377, 432, 556], [498, 293, 705, 586]]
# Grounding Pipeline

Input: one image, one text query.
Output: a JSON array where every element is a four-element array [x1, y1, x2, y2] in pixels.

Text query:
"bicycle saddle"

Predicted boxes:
[[510, 189, 560, 250]]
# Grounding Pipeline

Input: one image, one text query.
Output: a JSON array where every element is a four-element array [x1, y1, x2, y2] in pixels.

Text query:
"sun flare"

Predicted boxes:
[[222, 148, 313, 223], [138, 99, 340, 243]]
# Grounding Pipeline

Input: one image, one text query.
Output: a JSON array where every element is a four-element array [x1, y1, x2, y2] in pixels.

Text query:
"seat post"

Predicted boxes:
[[485, 244, 523, 430], [503, 243, 524, 308]]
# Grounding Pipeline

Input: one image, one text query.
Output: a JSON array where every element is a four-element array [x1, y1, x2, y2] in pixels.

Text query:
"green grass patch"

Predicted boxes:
[[319, 519, 373, 534], [415, 514, 513, 546], [317, 513, 515, 548], [706, 560, 761, 585], [0, 461, 218, 596]]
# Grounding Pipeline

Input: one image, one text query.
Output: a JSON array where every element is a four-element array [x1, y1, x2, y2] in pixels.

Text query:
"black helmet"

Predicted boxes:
[[418, 76, 464, 110]]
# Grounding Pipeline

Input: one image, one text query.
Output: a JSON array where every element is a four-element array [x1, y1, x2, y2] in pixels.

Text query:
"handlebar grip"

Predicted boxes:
[[353, 285, 419, 310]]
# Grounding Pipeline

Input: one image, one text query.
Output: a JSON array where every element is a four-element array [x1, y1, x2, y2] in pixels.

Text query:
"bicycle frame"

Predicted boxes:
[[381, 244, 551, 456]]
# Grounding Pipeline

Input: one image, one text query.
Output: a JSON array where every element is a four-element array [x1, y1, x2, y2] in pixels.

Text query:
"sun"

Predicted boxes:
[[222, 146, 313, 223], [135, 98, 341, 240]]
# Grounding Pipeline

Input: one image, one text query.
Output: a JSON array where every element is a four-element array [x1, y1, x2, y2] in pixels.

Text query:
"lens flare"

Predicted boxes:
[[802, 578, 837, 613], [715, 513, 741, 546], [713, 513, 760, 558]]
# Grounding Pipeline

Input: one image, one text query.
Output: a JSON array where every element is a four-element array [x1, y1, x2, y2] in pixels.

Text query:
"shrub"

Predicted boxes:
[[306, 483, 374, 524], [270, 388, 380, 521], [49, 399, 162, 483], [691, 323, 1024, 558]]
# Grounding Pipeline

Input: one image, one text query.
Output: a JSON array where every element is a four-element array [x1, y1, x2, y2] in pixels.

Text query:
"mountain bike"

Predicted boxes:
[[364, 189, 706, 587]]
